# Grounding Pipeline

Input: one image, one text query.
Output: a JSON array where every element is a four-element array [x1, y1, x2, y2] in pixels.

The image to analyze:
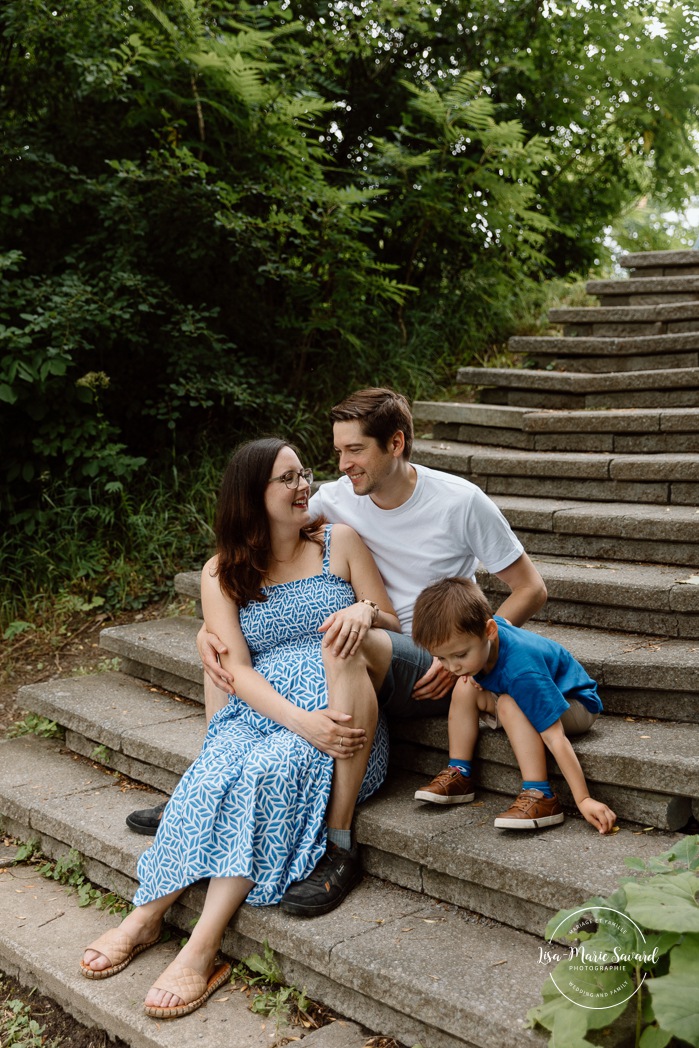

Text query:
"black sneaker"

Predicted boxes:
[[125, 801, 167, 836], [280, 843, 362, 917]]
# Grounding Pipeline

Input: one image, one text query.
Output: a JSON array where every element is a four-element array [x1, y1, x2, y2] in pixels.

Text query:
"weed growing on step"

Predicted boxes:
[[0, 975, 61, 1048], [6, 713, 63, 740], [527, 834, 699, 1047], [72, 656, 121, 677], [33, 848, 130, 916], [90, 744, 112, 765], [8, 838, 41, 864], [232, 940, 315, 1037]]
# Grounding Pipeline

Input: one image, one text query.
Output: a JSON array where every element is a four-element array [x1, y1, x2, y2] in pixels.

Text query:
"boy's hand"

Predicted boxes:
[[463, 675, 484, 691], [578, 797, 617, 834]]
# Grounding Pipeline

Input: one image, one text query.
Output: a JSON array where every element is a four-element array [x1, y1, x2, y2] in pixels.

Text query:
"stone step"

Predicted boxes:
[[358, 772, 686, 927], [480, 555, 699, 641], [491, 492, 699, 568], [79, 624, 699, 829], [414, 400, 699, 453], [389, 709, 698, 831], [174, 556, 699, 645], [1, 710, 687, 946], [456, 365, 699, 409], [96, 614, 699, 725], [620, 249, 699, 277], [412, 437, 699, 505], [586, 274, 699, 307], [0, 734, 552, 1048], [510, 332, 699, 373], [0, 841, 372, 1048], [174, 562, 699, 719], [97, 608, 699, 727], [548, 302, 699, 338]]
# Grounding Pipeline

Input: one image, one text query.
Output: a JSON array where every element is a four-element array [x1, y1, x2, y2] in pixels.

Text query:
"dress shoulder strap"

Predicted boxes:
[[321, 523, 333, 572]]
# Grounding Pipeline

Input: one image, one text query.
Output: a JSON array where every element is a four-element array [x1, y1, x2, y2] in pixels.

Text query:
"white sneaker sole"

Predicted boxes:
[[414, 790, 475, 804], [494, 812, 565, 829]]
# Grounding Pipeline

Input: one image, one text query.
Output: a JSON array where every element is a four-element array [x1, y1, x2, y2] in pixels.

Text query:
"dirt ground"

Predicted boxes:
[[0, 599, 176, 736], [1, 967, 131, 1048]]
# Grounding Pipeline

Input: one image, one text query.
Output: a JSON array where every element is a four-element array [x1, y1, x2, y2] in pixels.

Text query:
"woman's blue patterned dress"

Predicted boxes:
[[134, 526, 389, 907]]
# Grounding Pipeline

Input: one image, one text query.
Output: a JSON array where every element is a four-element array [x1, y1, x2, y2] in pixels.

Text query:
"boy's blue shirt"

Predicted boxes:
[[473, 617, 602, 733]]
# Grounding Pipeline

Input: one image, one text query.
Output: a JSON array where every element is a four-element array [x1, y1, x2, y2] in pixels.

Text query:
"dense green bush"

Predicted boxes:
[[1, 0, 697, 625]]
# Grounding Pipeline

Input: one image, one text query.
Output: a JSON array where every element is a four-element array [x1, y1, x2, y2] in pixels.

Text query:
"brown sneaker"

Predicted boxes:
[[494, 789, 564, 829], [414, 767, 475, 805]]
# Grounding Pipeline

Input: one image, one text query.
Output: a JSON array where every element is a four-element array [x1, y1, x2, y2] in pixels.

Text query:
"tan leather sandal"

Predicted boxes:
[[80, 926, 160, 980], [144, 959, 232, 1019]]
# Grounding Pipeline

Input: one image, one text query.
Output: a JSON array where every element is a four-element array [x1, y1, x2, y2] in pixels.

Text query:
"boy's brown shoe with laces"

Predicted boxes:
[[414, 767, 475, 805], [494, 789, 565, 829]]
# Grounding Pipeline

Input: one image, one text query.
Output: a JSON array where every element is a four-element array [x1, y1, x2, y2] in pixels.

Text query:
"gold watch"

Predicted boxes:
[[360, 599, 379, 624]]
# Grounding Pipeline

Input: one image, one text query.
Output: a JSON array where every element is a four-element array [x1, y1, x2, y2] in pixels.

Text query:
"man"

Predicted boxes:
[[127, 388, 547, 914]]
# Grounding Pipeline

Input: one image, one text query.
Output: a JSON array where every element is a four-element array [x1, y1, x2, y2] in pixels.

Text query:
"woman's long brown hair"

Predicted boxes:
[[214, 437, 324, 607]]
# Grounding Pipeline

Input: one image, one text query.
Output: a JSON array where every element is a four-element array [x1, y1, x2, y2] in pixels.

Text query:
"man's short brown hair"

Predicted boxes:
[[330, 387, 413, 459], [412, 577, 493, 652]]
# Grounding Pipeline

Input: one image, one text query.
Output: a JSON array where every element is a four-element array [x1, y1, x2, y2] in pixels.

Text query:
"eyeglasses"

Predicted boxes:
[[267, 467, 314, 489]]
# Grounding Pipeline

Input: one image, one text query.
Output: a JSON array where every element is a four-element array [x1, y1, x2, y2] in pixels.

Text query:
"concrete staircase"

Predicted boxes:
[[2, 249, 699, 1048]]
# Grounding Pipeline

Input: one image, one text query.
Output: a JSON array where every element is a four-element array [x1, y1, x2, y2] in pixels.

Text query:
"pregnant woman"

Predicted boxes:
[[80, 437, 397, 1019]]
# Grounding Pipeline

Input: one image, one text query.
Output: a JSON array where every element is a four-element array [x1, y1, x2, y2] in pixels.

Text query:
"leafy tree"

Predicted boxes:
[[1, 0, 697, 621]]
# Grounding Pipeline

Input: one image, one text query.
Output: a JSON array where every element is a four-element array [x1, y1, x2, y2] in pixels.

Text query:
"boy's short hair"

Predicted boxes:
[[330, 387, 413, 459], [412, 577, 493, 651]]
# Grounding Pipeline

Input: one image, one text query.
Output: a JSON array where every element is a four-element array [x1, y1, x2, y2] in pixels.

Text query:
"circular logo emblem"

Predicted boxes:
[[541, 906, 654, 1010]]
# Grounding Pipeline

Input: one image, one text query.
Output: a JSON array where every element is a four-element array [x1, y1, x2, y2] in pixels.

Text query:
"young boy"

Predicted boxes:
[[411, 577, 616, 834]]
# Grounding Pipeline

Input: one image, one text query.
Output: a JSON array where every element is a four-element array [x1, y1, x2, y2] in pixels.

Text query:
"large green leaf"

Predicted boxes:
[[647, 936, 699, 1046], [625, 873, 699, 933], [639, 1025, 673, 1048], [548, 957, 634, 1026]]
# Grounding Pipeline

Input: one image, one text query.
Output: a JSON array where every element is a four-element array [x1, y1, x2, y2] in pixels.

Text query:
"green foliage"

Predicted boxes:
[[90, 744, 112, 765], [612, 199, 698, 257], [36, 848, 130, 914], [11, 839, 41, 864], [72, 656, 122, 677], [233, 940, 310, 1032], [0, 445, 221, 632], [6, 714, 63, 740], [527, 835, 699, 1047], [2, 621, 34, 642], [2, 0, 697, 623], [0, 976, 61, 1048]]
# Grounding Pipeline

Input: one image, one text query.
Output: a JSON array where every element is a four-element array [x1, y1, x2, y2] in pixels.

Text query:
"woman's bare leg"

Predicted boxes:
[[145, 875, 254, 1009], [321, 629, 392, 830], [82, 889, 183, 973]]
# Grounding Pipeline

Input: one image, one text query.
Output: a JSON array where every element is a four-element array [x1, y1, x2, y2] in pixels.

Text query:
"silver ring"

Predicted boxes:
[[349, 629, 359, 634], [340, 737, 345, 747]]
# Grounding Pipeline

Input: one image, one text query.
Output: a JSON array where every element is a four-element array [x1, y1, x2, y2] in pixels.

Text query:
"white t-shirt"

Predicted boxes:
[[309, 463, 524, 634]]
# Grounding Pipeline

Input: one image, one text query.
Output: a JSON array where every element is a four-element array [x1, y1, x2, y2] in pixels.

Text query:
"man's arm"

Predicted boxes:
[[491, 552, 547, 627]]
